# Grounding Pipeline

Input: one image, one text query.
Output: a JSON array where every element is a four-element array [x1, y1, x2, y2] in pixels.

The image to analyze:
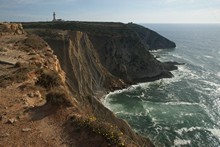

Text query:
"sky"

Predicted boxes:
[[0, 0, 220, 23]]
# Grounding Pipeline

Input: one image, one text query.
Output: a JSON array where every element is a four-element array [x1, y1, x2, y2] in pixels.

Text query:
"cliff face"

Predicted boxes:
[[1, 23, 153, 146], [88, 30, 173, 83], [24, 22, 177, 83], [126, 23, 176, 50], [42, 30, 127, 97], [10, 21, 178, 146]]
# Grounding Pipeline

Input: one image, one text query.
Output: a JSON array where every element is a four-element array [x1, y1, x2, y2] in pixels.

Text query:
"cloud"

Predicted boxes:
[[0, 0, 77, 8], [139, 7, 220, 23], [1, 0, 220, 23], [165, 0, 198, 3], [165, 0, 220, 3]]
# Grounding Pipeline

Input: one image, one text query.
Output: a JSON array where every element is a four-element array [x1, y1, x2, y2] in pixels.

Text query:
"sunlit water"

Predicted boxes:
[[102, 24, 220, 146]]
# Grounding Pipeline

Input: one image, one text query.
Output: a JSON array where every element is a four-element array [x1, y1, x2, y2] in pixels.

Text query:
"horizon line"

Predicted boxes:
[[1, 20, 220, 24]]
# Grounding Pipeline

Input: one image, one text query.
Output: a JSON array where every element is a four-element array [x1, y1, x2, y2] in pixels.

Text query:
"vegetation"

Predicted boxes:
[[70, 115, 126, 146], [22, 21, 137, 37], [46, 89, 71, 107], [36, 69, 62, 89]]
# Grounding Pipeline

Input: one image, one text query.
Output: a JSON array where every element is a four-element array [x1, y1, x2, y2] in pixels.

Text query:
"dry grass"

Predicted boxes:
[[36, 69, 62, 89], [46, 89, 72, 107], [24, 34, 48, 50]]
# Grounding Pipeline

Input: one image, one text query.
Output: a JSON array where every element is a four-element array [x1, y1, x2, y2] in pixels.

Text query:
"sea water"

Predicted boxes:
[[103, 24, 220, 146]]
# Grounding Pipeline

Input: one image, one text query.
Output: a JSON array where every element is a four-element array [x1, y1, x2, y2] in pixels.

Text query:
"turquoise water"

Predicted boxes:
[[103, 24, 220, 146]]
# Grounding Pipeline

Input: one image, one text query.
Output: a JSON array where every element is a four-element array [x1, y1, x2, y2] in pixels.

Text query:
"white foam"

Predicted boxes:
[[202, 80, 220, 88], [175, 127, 203, 135], [163, 101, 199, 106], [176, 127, 220, 141], [137, 92, 145, 98], [134, 61, 198, 91], [172, 54, 182, 59], [208, 129, 220, 140], [150, 49, 163, 53], [184, 113, 194, 116], [204, 55, 214, 59], [103, 62, 197, 105], [115, 111, 149, 117], [102, 86, 134, 104], [174, 139, 191, 146], [139, 74, 183, 90], [199, 103, 218, 126], [173, 65, 199, 81]]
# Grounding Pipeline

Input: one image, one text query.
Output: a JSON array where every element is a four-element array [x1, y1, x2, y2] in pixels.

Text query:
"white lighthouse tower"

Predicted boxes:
[[53, 12, 56, 21], [52, 12, 63, 22]]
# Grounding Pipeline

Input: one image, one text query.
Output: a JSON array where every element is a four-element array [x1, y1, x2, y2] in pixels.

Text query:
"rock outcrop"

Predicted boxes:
[[126, 23, 176, 50], [0, 22, 24, 36]]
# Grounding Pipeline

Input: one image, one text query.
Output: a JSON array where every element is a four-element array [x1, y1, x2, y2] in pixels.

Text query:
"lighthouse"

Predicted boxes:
[[52, 12, 63, 22], [53, 12, 56, 21]]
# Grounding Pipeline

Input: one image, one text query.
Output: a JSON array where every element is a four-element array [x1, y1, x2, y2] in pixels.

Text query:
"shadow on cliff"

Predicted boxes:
[[28, 103, 59, 121]]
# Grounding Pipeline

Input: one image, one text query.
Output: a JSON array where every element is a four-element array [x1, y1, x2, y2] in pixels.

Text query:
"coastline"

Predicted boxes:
[[0, 21, 179, 146]]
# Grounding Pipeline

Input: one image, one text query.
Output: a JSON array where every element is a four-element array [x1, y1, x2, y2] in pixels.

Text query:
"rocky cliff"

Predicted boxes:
[[87, 26, 175, 83], [23, 22, 177, 83], [42, 30, 127, 97], [22, 21, 178, 146], [0, 22, 178, 146], [1, 22, 156, 146]]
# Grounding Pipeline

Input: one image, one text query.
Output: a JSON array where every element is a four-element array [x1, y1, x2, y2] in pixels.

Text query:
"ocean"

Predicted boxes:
[[102, 24, 220, 146]]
